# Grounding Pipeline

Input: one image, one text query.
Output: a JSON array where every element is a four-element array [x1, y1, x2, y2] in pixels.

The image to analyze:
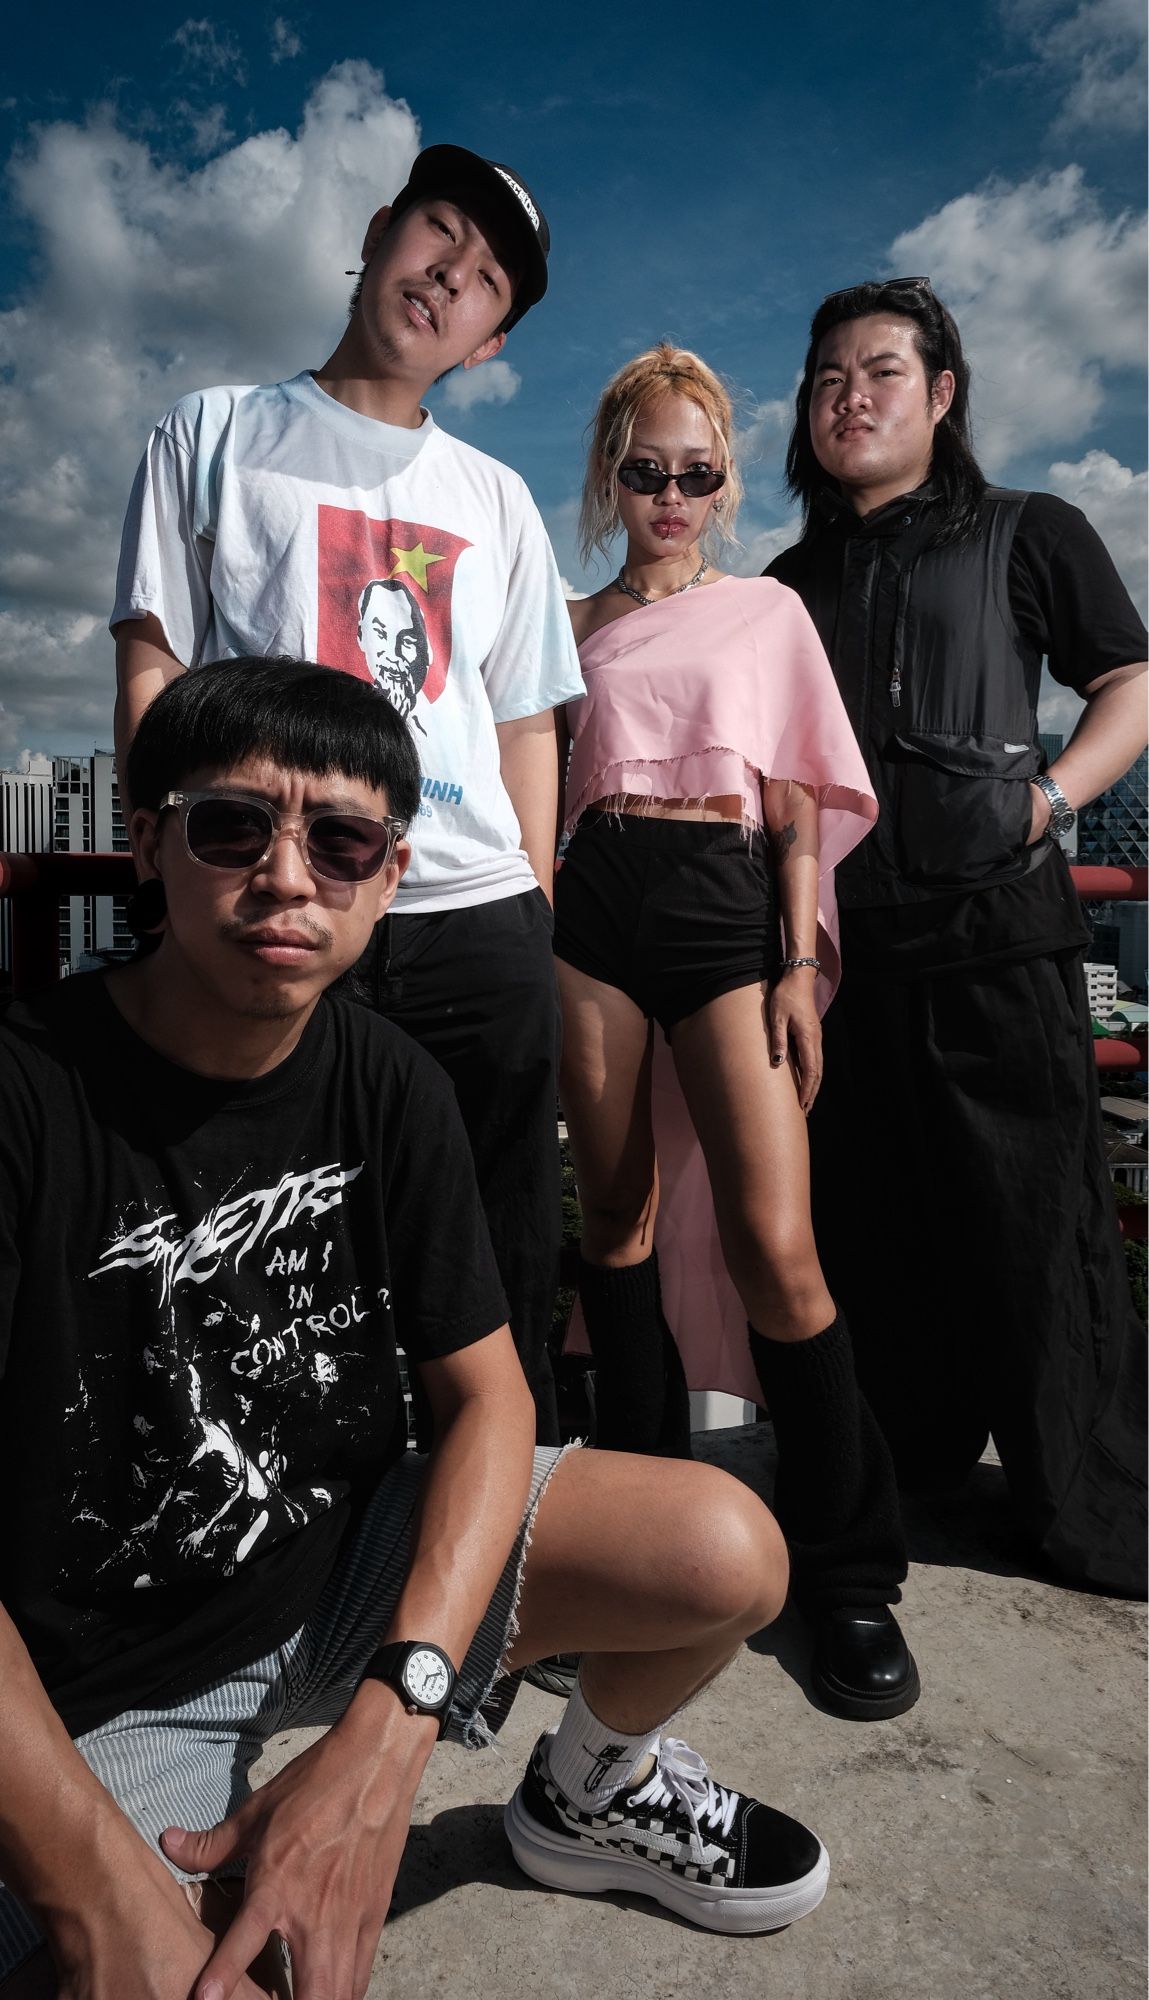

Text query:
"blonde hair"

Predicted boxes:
[[578, 343, 744, 567]]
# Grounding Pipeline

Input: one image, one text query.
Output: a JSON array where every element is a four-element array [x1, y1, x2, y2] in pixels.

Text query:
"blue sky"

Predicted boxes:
[[0, 0, 1144, 756]]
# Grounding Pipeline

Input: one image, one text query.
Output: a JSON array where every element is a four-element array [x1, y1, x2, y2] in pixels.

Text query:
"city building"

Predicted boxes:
[[1077, 751, 1148, 869], [1084, 961, 1119, 1023], [52, 752, 133, 970], [0, 756, 53, 973]]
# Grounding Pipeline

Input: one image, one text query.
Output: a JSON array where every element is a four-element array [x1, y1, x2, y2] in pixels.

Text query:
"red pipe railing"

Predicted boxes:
[[1, 853, 1144, 1232], [1, 855, 1145, 999], [1070, 864, 1148, 902], [0, 852, 136, 993]]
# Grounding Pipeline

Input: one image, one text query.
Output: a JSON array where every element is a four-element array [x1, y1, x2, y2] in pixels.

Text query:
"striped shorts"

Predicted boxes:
[[0, 1444, 569, 1980]]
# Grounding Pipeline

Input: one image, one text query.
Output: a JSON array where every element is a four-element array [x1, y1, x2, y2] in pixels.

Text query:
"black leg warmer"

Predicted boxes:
[[578, 1250, 693, 1459], [749, 1312, 908, 1611]]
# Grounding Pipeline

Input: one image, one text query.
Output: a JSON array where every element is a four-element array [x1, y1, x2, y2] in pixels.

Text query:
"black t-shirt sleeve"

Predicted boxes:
[[1010, 493, 1147, 691], [382, 1044, 509, 1365]]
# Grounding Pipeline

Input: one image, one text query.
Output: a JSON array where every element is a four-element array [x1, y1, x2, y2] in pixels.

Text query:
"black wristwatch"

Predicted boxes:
[[361, 1640, 457, 1734]]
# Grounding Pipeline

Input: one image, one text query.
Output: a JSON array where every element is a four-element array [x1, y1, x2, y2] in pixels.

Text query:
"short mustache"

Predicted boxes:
[[220, 917, 333, 949]]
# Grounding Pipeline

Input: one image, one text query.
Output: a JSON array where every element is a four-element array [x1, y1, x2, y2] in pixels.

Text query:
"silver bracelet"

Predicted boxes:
[[781, 956, 821, 973]]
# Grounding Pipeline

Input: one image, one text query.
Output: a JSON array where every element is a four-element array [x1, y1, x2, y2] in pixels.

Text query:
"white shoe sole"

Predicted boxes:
[[504, 1788, 830, 1934]]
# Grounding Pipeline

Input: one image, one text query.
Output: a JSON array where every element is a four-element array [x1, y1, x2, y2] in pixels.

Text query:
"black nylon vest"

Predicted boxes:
[[770, 486, 1047, 905]]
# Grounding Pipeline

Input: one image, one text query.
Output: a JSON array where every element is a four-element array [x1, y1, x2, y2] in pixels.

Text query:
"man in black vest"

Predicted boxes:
[[768, 279, 1147, 1597]]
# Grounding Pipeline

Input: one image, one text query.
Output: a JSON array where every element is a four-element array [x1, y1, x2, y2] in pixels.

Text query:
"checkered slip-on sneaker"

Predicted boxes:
[[505, 1731, 829, 1934]]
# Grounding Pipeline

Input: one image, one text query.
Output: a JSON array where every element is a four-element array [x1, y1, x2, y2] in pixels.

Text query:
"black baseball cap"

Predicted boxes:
[[388, 144, 550, 329]]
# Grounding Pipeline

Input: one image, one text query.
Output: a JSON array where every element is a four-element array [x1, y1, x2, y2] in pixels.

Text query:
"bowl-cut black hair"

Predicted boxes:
[[126, 657, 423, 828]]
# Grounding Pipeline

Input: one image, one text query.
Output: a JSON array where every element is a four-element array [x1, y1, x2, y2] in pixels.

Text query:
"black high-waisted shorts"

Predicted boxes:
[[553, 810, 782, 1033]]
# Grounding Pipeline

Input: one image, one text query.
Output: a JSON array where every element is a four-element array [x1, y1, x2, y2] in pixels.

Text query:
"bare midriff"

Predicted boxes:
[[586, 793, 745, 824]]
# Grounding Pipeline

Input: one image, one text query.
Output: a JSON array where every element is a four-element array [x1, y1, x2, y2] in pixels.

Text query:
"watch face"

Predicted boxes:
[[403, 1647, 451, 1707]]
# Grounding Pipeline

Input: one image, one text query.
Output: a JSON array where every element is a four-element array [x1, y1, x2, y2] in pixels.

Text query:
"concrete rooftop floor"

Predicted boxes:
[[258, 1426, 1147, 1999]]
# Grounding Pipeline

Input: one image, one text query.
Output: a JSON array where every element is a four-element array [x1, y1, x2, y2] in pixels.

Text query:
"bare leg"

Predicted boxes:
[[668, 984, 912, 1705], [558, 961, 691, 1455], [557, 960, 656, 1267], [669, 982, 833, 1340], [506, 1449, 787, 1726], [501, 1450, 829, 1934]]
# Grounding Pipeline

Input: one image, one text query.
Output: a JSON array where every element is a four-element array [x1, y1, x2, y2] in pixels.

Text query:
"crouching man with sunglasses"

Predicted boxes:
[[0, 659, 828, 2000]]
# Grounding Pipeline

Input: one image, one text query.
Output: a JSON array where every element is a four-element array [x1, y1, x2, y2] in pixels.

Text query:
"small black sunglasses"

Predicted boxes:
[[160, 791, 406, 883], [618, 463, 727, 499], [819, 275, 933, 309]]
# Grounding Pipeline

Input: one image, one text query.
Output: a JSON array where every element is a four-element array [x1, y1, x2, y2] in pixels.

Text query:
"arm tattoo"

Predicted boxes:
[[772, 821, 797, 865]]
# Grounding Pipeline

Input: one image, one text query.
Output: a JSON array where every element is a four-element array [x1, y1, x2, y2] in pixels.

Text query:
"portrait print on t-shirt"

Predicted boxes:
[[316, 506, 471, 738], [74, 1153, 390, 1594]]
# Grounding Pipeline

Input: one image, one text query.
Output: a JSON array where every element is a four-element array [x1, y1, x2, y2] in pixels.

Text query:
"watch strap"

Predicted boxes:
[[360, 1639, 457, 1737], [1033, 773, 1075, 833]]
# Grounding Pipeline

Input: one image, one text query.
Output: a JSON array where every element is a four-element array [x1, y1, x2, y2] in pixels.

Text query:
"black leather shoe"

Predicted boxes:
[[810, 1607, 921, 1720]]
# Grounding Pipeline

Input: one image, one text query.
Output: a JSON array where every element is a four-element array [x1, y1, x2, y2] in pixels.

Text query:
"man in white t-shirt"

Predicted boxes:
[[111, 145, 585, 1442]]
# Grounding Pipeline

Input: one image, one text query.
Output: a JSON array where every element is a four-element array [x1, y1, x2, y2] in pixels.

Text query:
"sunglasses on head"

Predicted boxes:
[[159, 791, 406, 883], [819, 275, 933, 310], [617, 463, 727, 499]]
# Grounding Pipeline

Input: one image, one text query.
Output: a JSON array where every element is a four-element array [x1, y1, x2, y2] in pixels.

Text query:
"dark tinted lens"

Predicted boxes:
[[185, 797, 272, 868], [677, 469, 726, 498], [306, 813, 394, 881], [617, 465, 726, 498], [618, 465, 668, 495]]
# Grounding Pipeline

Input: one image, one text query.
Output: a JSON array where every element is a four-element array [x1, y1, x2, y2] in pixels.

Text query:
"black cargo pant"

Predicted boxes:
[[809, 942, 1147, 1597], [359, 889, 561, 1445]]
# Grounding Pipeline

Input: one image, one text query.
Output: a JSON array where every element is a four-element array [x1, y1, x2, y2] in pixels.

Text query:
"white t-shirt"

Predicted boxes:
[[111, 372, 584, 912]]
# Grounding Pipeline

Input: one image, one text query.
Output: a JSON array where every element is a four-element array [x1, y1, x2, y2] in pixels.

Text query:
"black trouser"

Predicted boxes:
[[809, 942, 1147, 1596], [361, 890, 562, 1445]]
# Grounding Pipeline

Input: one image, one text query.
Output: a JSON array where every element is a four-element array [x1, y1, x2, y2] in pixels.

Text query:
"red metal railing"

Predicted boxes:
[[2, 853, 1146, 1012], [0, 852, 136, 993], [2, 857, 1145, 1237]]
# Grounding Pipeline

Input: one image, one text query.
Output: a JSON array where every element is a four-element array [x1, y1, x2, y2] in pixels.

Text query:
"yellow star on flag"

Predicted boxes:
[[389, 542, 444, 592]]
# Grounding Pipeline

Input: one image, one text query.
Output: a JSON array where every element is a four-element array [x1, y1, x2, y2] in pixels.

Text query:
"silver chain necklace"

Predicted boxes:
[[615, 557, 709, 606]]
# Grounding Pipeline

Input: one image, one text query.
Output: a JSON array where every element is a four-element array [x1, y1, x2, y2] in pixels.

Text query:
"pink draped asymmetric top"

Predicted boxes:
[[564, 575, 878, 1403]]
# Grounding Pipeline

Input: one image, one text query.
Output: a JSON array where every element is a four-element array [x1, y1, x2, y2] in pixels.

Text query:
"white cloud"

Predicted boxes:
[[736, 394, 792, 470], [271, 17, 303, 64], [1003, 0, 1147, 132], [1028, 448, 1145, 737], [1046, 449, 1148, 617], [0, 608, 117, 762], [890, 167, 1147, 472], [0, 64, 420, 750], [439, 358, 521, 413], [171, 100, 234, 156], [1036, 671, 1086, 737], [171, 18, 246, 85], [733, 517, 802, 576], [559, 576, 588, 600]]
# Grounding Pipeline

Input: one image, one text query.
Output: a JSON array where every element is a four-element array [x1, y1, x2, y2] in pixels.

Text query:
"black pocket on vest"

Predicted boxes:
[[892, 730, 1037, 888]]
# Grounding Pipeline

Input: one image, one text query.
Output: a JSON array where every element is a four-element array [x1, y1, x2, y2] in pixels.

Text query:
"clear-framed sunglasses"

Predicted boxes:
[[159, 791, 407, 883]]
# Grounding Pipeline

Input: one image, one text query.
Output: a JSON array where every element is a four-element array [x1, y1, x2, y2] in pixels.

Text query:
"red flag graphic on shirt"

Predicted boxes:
[[316, 507, 472, 722]]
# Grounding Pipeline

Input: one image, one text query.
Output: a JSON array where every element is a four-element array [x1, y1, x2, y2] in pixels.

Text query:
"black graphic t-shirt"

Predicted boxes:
[[0, 976, 507, 1735]]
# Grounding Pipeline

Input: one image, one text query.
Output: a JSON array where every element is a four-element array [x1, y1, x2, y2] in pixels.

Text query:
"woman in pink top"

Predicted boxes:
[[555, 345, 917, 1720]]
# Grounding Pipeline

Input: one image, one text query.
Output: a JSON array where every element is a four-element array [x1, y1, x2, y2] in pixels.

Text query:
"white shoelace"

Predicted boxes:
[[627, 1737, 740, 1856]]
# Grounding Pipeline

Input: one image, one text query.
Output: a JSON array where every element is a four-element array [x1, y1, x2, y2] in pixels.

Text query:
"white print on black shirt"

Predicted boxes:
[[78, 1160, 374, 1591]]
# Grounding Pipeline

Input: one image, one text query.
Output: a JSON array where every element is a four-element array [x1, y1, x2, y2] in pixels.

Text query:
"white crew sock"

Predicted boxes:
[[544, 1678, 662, 1810]]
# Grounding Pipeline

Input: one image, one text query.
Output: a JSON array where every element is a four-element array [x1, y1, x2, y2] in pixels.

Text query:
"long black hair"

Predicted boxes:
[[785, 279, 987, 547]]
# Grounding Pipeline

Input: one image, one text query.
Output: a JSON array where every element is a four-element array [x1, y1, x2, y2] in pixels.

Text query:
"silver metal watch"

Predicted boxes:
[[1032, 773, 1076, 837]]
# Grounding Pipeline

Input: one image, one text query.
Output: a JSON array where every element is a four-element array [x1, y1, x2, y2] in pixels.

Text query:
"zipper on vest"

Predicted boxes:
[[890, 565, 912, 709]]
